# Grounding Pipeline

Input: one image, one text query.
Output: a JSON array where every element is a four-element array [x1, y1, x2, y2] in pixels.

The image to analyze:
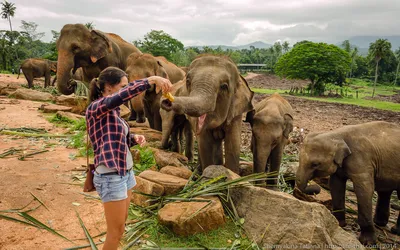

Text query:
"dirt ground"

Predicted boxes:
[[1, 73, 399, 249]]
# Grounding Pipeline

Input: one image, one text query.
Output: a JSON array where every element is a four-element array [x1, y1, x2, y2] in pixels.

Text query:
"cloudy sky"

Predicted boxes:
[[2, 0, 400, 46]]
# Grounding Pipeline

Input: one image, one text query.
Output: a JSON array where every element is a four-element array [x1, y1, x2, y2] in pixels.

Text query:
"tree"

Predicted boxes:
[[282, 41, 290, 54], [349, 47, 358, 78], [368, 39, 392, 97], [393, 47, 400, 88], [85, 22, 95, 30], [20, 20, 45, 41], [134, 30, 184, 61], [341, 40, 351, 54], [1, 1, 15, 31], [275, 42, 351, 95]]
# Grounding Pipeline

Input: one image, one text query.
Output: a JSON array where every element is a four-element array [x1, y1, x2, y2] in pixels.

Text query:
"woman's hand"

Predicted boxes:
[[133, 134, 146, 147], [147, 76, 173, 94]]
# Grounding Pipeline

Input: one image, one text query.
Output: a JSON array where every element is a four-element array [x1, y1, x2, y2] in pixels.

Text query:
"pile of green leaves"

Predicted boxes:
[[131, 145, 156, 173]]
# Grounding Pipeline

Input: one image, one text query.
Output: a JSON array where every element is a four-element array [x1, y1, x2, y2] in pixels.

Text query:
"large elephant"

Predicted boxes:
[[56, 24, 141, 95], [296, 121, 400, 245], [161, 55, 254, 173], [18, 58, 57, 88], [126, 53, 185, 130], [160, 80, 196, 161], [245, 93, 293, 189]]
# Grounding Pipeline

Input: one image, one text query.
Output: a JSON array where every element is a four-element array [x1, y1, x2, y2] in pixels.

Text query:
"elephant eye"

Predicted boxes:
[[220, 83, 228, 91], [71, 44, 80, 53], [311, 162, 319, 169]]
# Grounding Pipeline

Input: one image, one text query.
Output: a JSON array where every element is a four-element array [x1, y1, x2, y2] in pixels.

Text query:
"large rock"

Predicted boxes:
[[39, 103, 72, 113], [150, 148, 188, 168], [0, 83, 18, 96], [204, 166, 364, 250], [55, 111, 85, 122], [139, 170, 188, 195], [239, 161, 253, 176], [202, 165, 240, 181], [9, 89, 54, 102], [159, 166, 193, 180], [131, 176, 164, 207], [158, 196, 225, 236], [130, 127, 162, 143], [55, 94, 86, 106]]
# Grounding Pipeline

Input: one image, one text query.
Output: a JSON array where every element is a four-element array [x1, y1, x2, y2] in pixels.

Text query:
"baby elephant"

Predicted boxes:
[[246, 93, 293, 189], [296, 121, 400, 245]]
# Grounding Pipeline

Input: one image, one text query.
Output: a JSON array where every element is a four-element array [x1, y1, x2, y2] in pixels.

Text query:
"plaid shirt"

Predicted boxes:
[[86, 79, 151, 176]]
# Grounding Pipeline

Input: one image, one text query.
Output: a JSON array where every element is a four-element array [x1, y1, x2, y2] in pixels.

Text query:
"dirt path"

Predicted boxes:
[[0, 97, 105, 250]]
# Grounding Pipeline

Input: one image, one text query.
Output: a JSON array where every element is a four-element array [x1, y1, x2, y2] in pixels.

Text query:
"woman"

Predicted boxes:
[[86, 66, 172, 250]]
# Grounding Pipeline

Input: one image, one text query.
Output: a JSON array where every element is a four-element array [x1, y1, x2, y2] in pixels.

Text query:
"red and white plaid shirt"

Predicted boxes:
[[86, 79, 151, 176]]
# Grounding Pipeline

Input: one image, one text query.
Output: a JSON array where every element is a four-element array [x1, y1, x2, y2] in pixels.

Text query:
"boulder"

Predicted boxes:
[[158, 196, 225, 236], [130, 127, 162, 143], [239, 161, 253, 176], [55, 94, 86, 106], [159, 166, 193, 180], [203, 166, 364, 250], [202, 165, 240, 181], [9, 89, 54, 102], [131, 176, 164, 207], [39, 104, 72, 113], [139, 170, 188, 195], [0, 83, 18, 96], [150, 148, 188, 168], [55, 111, 85, 122]]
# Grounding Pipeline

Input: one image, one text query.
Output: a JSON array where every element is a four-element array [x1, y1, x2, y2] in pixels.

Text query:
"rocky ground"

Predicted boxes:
[[0, 73, 399, 249]]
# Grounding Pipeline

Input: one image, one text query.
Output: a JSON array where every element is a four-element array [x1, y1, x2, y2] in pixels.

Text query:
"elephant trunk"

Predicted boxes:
[[56, 50, 75, 95], [160, 110, 174, 149], [295, 166, 313, 193]]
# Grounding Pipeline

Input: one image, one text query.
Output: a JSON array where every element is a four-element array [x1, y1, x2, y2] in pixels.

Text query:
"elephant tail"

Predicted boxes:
[[17, 66, 21, 79]]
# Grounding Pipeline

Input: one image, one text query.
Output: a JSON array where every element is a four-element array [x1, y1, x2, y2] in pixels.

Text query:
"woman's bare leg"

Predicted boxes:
[[125, 189, 133, 221], [103, 199, 128, 250]]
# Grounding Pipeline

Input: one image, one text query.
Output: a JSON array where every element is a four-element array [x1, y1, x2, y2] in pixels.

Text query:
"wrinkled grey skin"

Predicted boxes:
[[126, 53, 184, 130], [296, 121, 400, 245], [160, 80, 196, 161], [245, 93, 293, 190], [18, 58, 57, 88], [161, 55, 254, 173], [56, 24, 140, 95]]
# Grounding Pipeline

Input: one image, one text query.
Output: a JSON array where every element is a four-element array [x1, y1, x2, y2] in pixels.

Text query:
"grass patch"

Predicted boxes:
[[251, 88, 285, 95], [302, 96, 400, 111]]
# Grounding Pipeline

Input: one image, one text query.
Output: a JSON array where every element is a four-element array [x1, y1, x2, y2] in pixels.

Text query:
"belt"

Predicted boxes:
[[95, 168, 132, 176]]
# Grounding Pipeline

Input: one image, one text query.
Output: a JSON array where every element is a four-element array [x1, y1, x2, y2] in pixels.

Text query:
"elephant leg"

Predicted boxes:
[[330, 174, 348, 227], [51, 75, 57, 86], [266, 145, 283, 190], [224, 116, 242, 174], [45, 72, 50, 88], [391, 191, 400, 235], [353, 179, 377, 245], [199, 130, 221, 172], [153, 112, 162, 132], [171, 130, 180, 153], [374, 191, 392, 227], [184, 120, 194, 162], [23, 72, 33, 88]]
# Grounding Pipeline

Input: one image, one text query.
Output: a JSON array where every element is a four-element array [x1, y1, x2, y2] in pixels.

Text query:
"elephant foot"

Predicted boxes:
[[391, 225, 400, 235], [303, 184, 321, 195], [359, 227, 377, 246], [333, 211, 346, 227], [373, 216, 388, 227], [136, 117, 146, 123]]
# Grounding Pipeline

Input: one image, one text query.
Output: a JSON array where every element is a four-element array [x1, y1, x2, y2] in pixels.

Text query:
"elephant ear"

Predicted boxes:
[[226, 74, 254, 126], [333, 139, 351, 167], [283, 113, 294, 139], [90, 30, 113, 63]]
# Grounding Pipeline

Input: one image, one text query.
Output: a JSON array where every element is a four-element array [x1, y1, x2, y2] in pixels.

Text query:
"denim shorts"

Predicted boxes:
[[93, 169, 136, 203]]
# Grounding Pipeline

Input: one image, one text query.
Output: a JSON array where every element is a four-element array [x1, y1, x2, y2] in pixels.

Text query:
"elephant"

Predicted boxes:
[[18, 58, 57, 88], [295, 121, 400, 245], [56, 23, 141, 95], [161, 55, 254, 174], [126, 53, 185, 130], [160, 80, 196, 161], [245, 93, 293, 189]]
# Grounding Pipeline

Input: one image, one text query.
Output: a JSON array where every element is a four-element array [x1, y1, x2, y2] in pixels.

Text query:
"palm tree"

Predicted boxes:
[[369, 39, 392, 97], [85, 22, 95, 30], [349, 47, 358, 78], [1, 1, 16, 31], [282, 41, 290, 54], [394, 47, 400, 89]]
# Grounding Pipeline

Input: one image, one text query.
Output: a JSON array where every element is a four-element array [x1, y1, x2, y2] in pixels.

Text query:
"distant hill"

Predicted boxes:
[[347, 36, 400, 49], [187, 41, 272, 50]]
